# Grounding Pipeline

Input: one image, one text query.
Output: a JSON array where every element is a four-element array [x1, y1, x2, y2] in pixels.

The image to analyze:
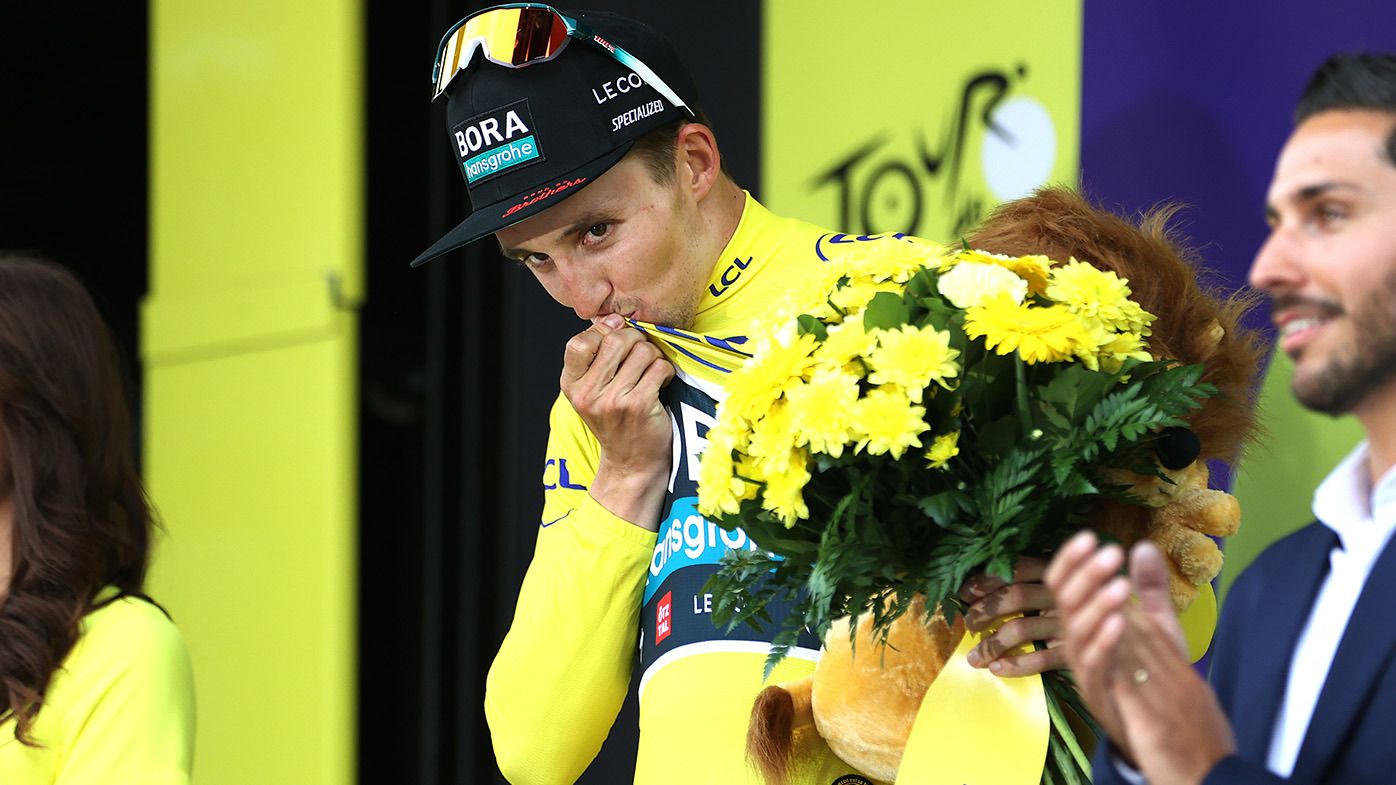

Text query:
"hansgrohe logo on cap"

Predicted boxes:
[[451, 99, 545, 185]]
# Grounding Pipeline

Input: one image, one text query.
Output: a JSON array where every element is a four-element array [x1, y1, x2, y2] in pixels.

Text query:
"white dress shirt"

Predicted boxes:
[[1265, 441, 1396, 776]]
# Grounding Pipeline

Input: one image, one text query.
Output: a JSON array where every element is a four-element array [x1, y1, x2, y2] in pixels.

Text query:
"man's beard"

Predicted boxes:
[[1291, 269, 1396, 415]]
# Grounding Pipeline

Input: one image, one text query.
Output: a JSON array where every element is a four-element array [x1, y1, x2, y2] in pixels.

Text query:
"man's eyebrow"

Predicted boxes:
[[1293, 181, 1359, 203], [561, 209, 619, 240], [1267, 181, 1361, 222], [497, 207, 622, 259]]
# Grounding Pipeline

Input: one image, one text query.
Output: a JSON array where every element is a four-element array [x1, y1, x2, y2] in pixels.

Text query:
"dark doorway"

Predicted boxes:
[[0, 2, 149, 413]]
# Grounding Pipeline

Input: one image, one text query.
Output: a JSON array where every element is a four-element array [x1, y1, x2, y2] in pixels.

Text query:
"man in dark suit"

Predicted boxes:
[[1046, 53, 1396, 785]]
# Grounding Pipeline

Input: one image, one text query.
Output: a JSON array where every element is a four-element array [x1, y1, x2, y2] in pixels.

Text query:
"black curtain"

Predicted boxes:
[[0, 1, 149, 420], [360, 1, 763, 783]]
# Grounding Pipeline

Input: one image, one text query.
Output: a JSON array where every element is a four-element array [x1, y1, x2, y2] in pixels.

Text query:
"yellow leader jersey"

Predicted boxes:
[[0, 590, 195, 785], [485, 195, 928, 785]]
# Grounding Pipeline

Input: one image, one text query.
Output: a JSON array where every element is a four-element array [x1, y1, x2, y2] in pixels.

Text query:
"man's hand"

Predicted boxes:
[[1044, 531, 1135, 756], [962, 556, 1066, 677], [561, 313, 675, 531], [1109, 542, 1236, 785]]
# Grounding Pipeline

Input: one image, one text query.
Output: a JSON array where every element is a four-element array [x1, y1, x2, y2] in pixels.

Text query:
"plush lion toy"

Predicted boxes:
[[747, 188, 1263, 784]]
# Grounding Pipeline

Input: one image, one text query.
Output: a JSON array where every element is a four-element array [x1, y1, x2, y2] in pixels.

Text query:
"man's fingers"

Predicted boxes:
[[1011, 556, 1048, 583], [1129, 541, 1172, 613], [968, 614, 1059, 667], [1074, 610, 1126, 676], [960, 573, 1005, 603], [986, 645, 1067, 678], [1044, 530, 1099, 590], [1062, 574, 1131, 661], [964, 583, 1055, 632], [1129, 541, 1189, 655], [631, 356, 675, 400], [563, 327, 647, 394], [962, 555, 1053, 603], [589, 329, 646, 388], [1051, 541, 1125, 618], [607, 338, 663, 394], [561, 327, 605, 385]]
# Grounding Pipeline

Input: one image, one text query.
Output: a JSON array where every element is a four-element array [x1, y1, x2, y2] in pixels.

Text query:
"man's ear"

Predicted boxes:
[[675, 122, 721, 201]]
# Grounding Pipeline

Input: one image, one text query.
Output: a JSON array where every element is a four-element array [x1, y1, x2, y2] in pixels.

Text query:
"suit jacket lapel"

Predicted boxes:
[[1290, 532, 1396, 780], [1224, 525, 1336, 760]]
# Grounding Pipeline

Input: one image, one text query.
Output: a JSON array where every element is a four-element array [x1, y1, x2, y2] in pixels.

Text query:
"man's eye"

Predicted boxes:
[[586, 223, 610, 239], [521, 253, 551, 268]]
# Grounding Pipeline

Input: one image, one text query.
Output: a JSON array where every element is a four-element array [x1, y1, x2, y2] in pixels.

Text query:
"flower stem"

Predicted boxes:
[[1016, 355, 1032, 439], [1044, 681, 1091, 777]]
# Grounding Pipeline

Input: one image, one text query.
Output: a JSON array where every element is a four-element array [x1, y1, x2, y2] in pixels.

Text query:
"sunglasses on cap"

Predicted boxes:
[[431, 2, 695, 118]]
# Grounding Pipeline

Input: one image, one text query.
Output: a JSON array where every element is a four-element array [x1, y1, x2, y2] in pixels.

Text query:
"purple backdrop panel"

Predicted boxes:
[[1080, 3, 1396, 670], [1082, 2, 1396, 301]]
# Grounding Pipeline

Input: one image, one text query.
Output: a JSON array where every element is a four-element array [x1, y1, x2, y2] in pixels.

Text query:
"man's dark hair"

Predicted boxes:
[[628, 112, 727, 185], [1296, 53, 1396, 165]]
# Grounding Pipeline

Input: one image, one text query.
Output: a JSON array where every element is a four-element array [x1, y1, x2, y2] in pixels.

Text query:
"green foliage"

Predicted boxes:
[[862, 291, 911, 330]]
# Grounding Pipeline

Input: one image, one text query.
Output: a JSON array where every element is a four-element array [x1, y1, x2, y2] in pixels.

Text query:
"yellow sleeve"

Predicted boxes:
[[485, 393, 657, 785], [52, 597, 196, 785]]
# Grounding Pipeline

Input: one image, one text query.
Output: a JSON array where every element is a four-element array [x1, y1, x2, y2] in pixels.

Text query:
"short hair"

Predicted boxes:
[[1296, 53, 1396, 165], [627, 110, 727, 185]]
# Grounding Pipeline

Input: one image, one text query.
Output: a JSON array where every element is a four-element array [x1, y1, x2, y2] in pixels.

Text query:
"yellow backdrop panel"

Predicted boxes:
[[762, 4, 1081, 781], [763, 0, 1082, 242], [146, 0, 361, 783]]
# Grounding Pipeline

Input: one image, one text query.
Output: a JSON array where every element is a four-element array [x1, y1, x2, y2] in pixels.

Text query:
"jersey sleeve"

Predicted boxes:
[[53, 598, 196, 785], [485, 392, 658, 785]]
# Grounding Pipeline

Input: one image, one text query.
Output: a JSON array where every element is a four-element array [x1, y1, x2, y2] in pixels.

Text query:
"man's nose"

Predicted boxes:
[[558, 264, 609, 321], [1249, 228, 1303, 295]]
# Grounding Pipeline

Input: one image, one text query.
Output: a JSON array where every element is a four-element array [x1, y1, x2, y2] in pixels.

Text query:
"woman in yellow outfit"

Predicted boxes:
[[0, 254, 195, 784]]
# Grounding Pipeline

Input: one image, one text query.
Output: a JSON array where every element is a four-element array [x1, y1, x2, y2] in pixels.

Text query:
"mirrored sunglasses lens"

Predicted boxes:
[[510, 7, 569, 65], [435, 7, 569, 97]]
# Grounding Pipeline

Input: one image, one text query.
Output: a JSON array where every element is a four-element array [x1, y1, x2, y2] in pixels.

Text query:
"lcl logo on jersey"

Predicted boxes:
[[451, 99, 544, 185]]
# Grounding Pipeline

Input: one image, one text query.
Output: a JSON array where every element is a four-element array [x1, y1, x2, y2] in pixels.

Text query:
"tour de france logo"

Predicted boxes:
[[809, 62, 1057, 240]]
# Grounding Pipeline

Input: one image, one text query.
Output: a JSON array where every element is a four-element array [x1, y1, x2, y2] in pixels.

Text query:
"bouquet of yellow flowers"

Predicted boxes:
[[697, 239, 1218, 784]]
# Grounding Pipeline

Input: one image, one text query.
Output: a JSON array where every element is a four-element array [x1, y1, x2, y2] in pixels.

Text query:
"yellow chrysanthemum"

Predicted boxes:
[[866, 324, 961, 402], [956, 249, 1053, 295], [892, 236, 955, 280], [746, 399, 802, 478], [1096, 331, 1154, 374], [786, 366, 861, 458], [817, 319, 877, 370], [963, 295, 1089, 364], [862, 244, 940, 283], [954, 249, 1012, 266], [851, 387, 929, 459], [1001, 255, 1053, 296], [936, 261, 1029, 310], [761, 447, 812, 527], [830, 279, 903, 316], [924, 431, 961, 469], [723, 332, 819, 422], [1046, 258, 1157, 335], [1069, 321, 1112, 372], [696, 422, 757, 517]]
